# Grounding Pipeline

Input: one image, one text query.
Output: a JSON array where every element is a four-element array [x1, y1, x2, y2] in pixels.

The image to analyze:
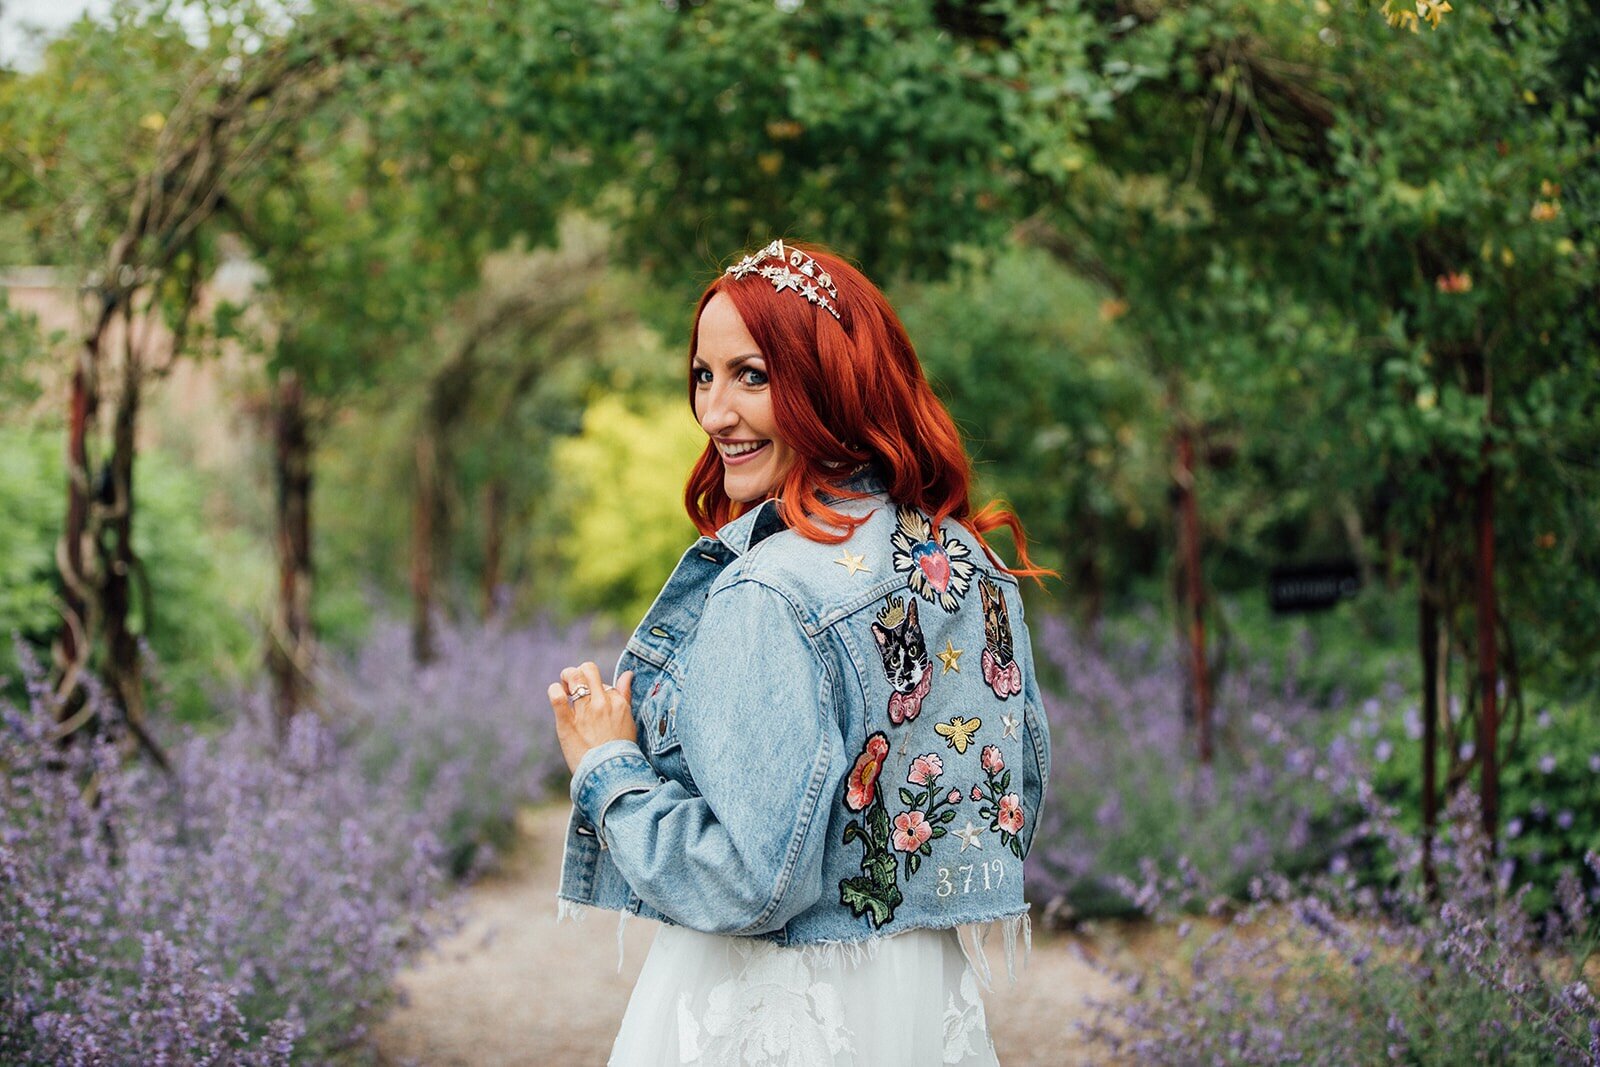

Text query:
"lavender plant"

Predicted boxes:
[[1074, 761, 1600, 1064], [1025, 610, 1381, 920], [317, 611, 622, 878], [1, 641, 456, 1064]]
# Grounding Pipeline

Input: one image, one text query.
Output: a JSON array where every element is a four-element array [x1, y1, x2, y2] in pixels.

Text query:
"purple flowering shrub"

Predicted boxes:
[[1026, 611, 1376, 920], [1, 644, 456, 1064], [1367, 695, 1600, 919], [318, 611, 622, 878], [1075, 765, 1600, 1063]]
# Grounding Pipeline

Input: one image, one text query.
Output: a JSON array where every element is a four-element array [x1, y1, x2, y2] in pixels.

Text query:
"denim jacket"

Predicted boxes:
[[557, 463, 1052, 955]]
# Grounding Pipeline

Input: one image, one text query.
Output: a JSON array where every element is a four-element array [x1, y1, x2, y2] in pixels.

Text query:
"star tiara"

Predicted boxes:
[[724, 240, 842, 320]]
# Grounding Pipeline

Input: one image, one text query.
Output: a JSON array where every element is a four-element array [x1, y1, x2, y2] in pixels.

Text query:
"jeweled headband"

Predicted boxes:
[[724, 239, 842, 320]]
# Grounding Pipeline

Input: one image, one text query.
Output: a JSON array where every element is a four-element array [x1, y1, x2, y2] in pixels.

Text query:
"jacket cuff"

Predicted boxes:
[[570, 738, 657, 838]]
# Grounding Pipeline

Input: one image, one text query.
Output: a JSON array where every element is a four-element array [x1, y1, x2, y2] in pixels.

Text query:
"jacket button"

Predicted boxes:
[[658, 716, 668, 736]]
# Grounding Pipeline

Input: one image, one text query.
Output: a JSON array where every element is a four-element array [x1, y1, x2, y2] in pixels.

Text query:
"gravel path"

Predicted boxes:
[[371, 802, 1130, 1066]]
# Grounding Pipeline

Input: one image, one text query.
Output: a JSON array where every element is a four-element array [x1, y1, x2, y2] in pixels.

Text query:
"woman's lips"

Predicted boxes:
[[721, 441, 770, 466]]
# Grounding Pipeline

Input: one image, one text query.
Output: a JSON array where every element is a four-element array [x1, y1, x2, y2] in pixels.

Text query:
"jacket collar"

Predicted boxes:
[[715, 462, 889, 557]]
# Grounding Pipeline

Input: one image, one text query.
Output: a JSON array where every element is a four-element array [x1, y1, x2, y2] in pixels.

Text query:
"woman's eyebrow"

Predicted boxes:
[[692, 353, 765, 369]]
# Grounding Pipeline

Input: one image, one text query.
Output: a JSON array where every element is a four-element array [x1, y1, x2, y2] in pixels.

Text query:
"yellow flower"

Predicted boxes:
[[1501, 246, 1516, 266], [1435, 270, 1473, 294], [757, 152, 783, 176], [1382, 1, 1420, 31], [139, 112, 165, 132], [1555, 237, 1576, 256], [1417, 0, 1452, 28], [1539, 179, 1560, 197], [1530, 200, 1561, 222]]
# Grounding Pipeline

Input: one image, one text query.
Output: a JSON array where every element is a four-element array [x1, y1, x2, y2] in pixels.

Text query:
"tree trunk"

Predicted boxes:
[[1174, 422, 1213, 763], [481, 477, 505, 620], [1419, 523, 1440, 899], [267, 372, 314, 735], [411, 430, 439, 665], [1072, 508, 1104, 635], [1474, 436, 1500, 848], [53, 340, 100, 718], [101, 350, 155, 764]]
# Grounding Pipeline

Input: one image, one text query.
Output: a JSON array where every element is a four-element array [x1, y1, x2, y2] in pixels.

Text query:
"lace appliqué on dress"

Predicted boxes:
[[942, 965, 993, 1064], [675, 942, 855, 1066]]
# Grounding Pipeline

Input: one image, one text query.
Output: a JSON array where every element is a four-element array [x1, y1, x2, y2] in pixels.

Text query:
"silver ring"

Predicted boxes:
[[568, 684, 591, 703]]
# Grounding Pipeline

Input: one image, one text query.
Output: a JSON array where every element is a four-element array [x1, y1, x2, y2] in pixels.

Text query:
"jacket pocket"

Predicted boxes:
[[643, 675, 700, 795]]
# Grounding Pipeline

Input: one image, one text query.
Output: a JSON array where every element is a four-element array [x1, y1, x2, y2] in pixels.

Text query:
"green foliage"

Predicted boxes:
[[551, 394, 704, 627], [898, 244, 1167, 589], [0, 423, 267, 723]]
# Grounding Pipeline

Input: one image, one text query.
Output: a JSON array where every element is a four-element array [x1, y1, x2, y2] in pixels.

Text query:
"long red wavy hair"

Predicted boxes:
[[684, 241, 1056, 586]]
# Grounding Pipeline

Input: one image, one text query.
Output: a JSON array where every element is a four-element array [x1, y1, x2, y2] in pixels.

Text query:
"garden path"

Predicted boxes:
[[370, 801, 1127, 1066]]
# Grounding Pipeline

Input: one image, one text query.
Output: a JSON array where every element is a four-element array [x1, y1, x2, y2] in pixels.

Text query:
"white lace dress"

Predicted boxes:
[[607, 921, 1015, 1066]]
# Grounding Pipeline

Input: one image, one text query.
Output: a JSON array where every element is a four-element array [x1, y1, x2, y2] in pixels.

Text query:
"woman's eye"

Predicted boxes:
[[692, 368, 712, 385], [741, 368, 768, 386]]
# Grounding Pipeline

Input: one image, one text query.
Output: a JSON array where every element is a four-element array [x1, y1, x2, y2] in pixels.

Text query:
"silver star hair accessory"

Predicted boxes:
[[724, 239, 842, 320]]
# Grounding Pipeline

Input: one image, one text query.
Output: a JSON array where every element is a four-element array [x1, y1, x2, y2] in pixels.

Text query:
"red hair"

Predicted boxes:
[[684, 241, 1057, 586]]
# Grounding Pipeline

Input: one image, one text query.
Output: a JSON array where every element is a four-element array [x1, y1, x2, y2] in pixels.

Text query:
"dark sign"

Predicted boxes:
[[1268, 559, 1361, 614]]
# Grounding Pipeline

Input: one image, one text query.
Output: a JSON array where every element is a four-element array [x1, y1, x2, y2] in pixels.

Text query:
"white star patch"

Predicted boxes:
[[954, 820, 985, 852], [832, 549, 870, 577], [1001, 713, 1020, 740]]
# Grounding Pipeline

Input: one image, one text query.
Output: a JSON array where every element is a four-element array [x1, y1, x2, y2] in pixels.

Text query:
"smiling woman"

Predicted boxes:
[[691, 294, 798, 504], [547, 239, 1058, 1066]]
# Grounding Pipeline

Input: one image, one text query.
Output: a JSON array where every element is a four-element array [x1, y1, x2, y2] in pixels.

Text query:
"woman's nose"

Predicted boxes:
[[698, 387, 738, 436]]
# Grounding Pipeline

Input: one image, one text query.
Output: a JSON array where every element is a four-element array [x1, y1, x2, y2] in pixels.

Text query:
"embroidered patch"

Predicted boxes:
[[978, 575, 1021, 700], [871, 595, 932, 725], [936, 639, 963, 675], [833, 549, 871, 577], [934, 715, 982, 754], [890, 506, 976, 613], [838, 732, 903, 928], [891, 752, 961, 877], [971, 744, 1026, 859]]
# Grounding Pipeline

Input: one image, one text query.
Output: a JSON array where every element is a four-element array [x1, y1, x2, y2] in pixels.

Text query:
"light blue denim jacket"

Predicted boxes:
[[558, 463, 1052, 949]]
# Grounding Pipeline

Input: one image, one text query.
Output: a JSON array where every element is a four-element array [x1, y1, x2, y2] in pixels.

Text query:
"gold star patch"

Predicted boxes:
[[936, 639, 963, 674], [833, 549, 871, 577]]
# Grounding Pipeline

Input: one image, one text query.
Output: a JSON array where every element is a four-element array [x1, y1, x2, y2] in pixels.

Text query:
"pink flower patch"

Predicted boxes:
[[846, 733, 890, 812], [947, 789, 962, 804], [997, 793, 1025, 834], [908, 753, 944, 786], [971, 785, 984, 801], [892, 810, 933, 852], [980, 745, 1004, 774]]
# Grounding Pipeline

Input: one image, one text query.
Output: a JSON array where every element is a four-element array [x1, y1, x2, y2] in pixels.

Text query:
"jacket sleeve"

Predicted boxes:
[[1014, 604, 1052, 860], [567, 576, 848, 936]]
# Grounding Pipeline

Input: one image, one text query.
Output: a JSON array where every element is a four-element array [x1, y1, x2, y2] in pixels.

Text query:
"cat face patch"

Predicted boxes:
[[978, 575, 1021, 700], [871, 594, 931, 725], [890, 506, 975, 613]]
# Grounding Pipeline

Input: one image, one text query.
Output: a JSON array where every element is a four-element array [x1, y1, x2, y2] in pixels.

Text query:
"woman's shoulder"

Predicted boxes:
[[716, 497, 1016, 626]]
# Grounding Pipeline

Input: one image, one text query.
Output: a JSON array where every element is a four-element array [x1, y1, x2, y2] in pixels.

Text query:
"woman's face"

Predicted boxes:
[[693, 292, 797, 504]]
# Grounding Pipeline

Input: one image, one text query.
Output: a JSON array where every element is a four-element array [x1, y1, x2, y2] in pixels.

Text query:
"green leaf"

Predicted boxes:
[[900, 787, 916, 807]]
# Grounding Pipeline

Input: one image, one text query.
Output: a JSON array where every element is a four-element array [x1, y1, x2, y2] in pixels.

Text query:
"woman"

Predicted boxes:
[[548, 240, 1054, 1065]]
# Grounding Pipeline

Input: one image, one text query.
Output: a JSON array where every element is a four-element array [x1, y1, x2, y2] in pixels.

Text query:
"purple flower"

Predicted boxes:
[[1538, 753, 1556, 775]]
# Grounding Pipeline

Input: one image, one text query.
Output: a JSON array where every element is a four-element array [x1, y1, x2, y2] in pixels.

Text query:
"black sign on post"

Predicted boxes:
[[1268, 559, 1362, 614]]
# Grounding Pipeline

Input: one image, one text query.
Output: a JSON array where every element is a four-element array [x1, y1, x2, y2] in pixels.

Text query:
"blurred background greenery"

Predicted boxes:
[[1, 0, 1596, 873]]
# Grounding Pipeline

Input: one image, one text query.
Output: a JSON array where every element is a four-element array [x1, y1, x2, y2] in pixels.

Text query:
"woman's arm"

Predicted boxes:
[[567, 576, 847, 936]]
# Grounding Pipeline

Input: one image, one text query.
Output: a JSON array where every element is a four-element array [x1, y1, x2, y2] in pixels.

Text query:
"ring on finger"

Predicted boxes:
[[568, 684, 592, 703]]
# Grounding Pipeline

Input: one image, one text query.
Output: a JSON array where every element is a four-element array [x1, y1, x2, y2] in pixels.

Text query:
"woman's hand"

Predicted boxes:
[[548, 662, 638, 775]]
